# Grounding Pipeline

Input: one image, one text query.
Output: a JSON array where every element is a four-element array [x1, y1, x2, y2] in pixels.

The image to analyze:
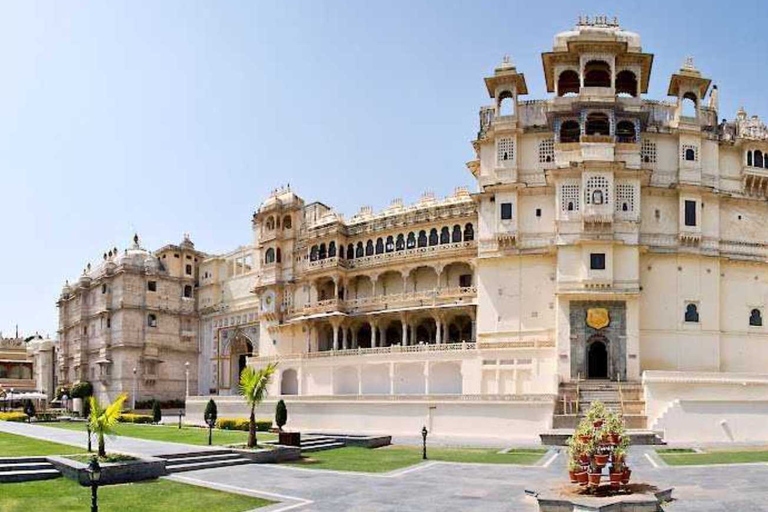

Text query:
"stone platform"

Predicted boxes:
[[540, 429, 665, 446], [531, 485, 673, 512]]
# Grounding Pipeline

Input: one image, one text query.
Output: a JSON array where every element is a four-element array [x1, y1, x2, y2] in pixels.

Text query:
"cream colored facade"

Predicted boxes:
[[62, 17, 768, 441]]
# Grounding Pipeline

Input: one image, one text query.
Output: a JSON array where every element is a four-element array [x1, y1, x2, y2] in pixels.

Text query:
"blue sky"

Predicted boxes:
[[1, 0, 767, 337]]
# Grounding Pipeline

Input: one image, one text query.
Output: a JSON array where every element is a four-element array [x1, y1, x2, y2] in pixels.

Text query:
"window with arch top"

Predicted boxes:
[[417, 230, 427, 248], [498, 90, 515, 116], [365, 240, 374, 256], [355, 242, 364, 258], [616, 70, 638, 97], [463, 223, 475, 241], [385, 236, 395, 252], [557, 70, 579, 96], [407, 232, 416, 249], [583, 60, 611, 88], [283, 215, 292, 229], [684, 303, 699, 323], [585, 112, 610, 136], [440, 227, 450, 244], [616, 120, 636, 143], [147, 314, 157, 328], [265, 247, 276, 264], [347, 243, 354, 260], [375, 238, 384, 254], [681, 92, 697, 118], [750, 308, 763, 327], [328, 241, 336, 258], [318, 243, 327, 259], [560, 120, 581, 143], [452, 225, 462, 243], [395, 234, 405, 251], [428, 228, 439, 246]]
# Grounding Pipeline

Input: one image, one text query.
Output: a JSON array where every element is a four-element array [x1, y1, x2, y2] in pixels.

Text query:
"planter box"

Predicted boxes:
[[48, 455, 167, 485], [230, 445, 301, 463], [278, 431, 301, 447]]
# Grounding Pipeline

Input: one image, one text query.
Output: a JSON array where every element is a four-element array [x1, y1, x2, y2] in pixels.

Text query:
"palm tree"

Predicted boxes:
[[88, 393, 128, 457], [239, 363, 277, 448]]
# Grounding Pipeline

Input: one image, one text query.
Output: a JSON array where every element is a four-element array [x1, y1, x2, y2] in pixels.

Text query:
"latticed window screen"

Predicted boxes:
[[560, 183, 580, 212], [497, 137, 514, 163], [539, 138, 554, 163], [641, 139, 657, 164], [584, 176, 610, 205], [615, 183, 636, 213], [681, 144, 699, 162]]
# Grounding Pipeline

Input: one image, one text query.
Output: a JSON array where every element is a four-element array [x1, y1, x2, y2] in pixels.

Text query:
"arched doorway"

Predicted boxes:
[[230, 335, 254, 389], [587, 338, 608, 379]]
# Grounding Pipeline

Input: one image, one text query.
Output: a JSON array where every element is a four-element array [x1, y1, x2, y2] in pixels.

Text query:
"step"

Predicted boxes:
[[0, 462, 55, 472], [540, 429, 665, 446], [302, 442, 345, 453], [301, 437, 337, 446], [160, 450, 234, 460], [165, 457, 253, 474], [0, 469, 60, 483], [552, 414, 648, 430], [163, 453, 244, 466], [0, 457, 48, 464]]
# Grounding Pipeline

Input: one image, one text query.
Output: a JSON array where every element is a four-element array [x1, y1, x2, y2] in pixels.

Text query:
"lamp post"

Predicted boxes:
[[421, 426, 428, 460], [131, 367, 137, 410], [87, 457, 102, 512], [184, 361, 190, 397]]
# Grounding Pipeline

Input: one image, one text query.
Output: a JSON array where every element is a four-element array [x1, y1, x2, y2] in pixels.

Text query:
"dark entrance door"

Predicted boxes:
[[238, 354, 248, 379], [587, 340, 608, 379]]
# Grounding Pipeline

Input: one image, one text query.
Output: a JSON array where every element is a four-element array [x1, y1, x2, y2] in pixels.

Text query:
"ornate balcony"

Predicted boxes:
[[345, 240, 476, 271], [743, 166, 768, 197]]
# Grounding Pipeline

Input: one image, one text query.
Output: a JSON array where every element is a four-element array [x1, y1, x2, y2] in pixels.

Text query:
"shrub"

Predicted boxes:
[[216, 417, 272, 431], [135, 398, 185, 410], [152, 400, 162, 424], [275, 400, 287, 431], [0, 412, 28, 422], [70, 381, 94, 399], [204, 399, 218, 427], [23, 400, 36, 419], [118, 413, 153, 424], [55, 386, 71, 400]]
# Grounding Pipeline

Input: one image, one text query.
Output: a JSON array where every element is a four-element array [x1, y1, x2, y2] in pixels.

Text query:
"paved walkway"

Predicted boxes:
[[4, 422, 768, 511], [0, 421, 217, 456]]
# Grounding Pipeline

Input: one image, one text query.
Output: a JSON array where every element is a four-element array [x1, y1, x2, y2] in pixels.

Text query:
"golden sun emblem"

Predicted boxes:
[[586, 308, 610, 330]]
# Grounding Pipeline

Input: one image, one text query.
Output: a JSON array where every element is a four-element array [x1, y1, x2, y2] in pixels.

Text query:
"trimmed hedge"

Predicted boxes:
[[70, 381, 93, 399], [216, 417, 272, 432], [0, 412, 28, 422], [118, 413, 154, 424], [135, 398, 185, 410]]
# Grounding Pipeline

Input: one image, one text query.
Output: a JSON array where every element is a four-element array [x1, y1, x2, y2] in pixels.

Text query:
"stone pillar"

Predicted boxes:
[[435, 317, 442, 345], [400, 315, 408, 346], [410, 324, 417, 345], [357, 365, 362, 395], [389, 362, 395, 395], [371, 320, 378, 348], [424, 362, 430, 395], [332, 322, 340, 351], [342, 327, 348, 350]]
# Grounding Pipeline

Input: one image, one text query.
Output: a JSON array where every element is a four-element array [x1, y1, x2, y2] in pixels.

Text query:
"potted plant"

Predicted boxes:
[[605, 412, 624, 445], [609, 447, 625, 489], [585, 400, 607, 428], [575, 421, 593, 444], [593, 448, 610, 467], [621, 466, 632, 485], [568, 458, 581, 483], [587, 462, 602, 487]]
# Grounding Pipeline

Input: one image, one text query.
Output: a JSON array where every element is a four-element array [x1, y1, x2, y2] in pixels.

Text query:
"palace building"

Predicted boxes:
[[62, 17, 768, 442]]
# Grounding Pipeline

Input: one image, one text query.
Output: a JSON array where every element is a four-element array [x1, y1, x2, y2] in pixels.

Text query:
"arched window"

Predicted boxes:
[[309, 246, 318, 262], [592, 190, 604, 205], [318, 243, 327, 260], [328, 241, 336, 258], [265, 216, 275, 230], [748, 151, 753, 167], [265, 248, 275, 264], [356, 242, 364, 258], [681, 93, 697, 118], [417, 230, 427, 248], [750, 309, 763, 327], [452, 225, 462, 243], [622, 202, 628, 212], [498, 90, 515, 116], [147, 314, 157, 327], [347, 243, 354, 260], [616, 120, 636, 143], [463, 223, 475, 241], [277, 248, 282, 263], [615, 70, 638, 97], [585, 112, 610, 136], [183, 285, 192, 298], [407, 232, 417, 249], [756, 150, 764, 168], [385, 236, 395, 252], [365, 240, 374, 256], [375, 238, 384, 254], [395, 234, 405, 251], [583, 60, 611, 88], [567, 201, 575, 211], [685, 148, 696, 161], [560, 120, 581, 143], [440, 227, 450, 244], [428, 228, 439, 246], [283, 216, 292, 229], [557, 70, 579, 96], [684, 303, 699, 323]]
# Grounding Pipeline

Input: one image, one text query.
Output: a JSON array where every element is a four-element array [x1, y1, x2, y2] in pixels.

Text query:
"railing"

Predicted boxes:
[[250, 342, 478, 364], [344, 241, 476, 270], [617, 372, 624, 415]]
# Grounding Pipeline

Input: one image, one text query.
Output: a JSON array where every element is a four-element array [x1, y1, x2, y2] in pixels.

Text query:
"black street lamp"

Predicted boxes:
[[421, 426, 428, 460], [178, 409, 183, 429], [87, 457, 102, 512]]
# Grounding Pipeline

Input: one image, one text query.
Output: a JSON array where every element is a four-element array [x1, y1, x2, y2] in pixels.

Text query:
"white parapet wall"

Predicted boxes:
[[644, 370, 768, 443], [186, 394, 556, 442]]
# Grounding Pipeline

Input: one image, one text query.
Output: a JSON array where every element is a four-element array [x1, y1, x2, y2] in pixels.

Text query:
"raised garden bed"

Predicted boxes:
[[48, 454, 166, 485]]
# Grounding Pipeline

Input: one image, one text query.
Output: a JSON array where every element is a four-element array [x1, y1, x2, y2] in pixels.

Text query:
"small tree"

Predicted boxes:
[[23, 400, 35, 422], [204, 399, 218, 446], [89, 393, 128, 457], [275, 399, 287, 432], [239, 363, 277, 448], [152, 400, 162, 424]]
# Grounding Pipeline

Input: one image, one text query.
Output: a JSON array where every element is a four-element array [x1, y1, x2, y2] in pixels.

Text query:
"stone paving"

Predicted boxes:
[[4, 422, 768, 511]]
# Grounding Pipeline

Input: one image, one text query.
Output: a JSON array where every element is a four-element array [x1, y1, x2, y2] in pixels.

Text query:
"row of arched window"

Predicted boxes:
[[556, 64, 638, 97], [746, 150, 768, 169], [309, 223, 475, 262], [264, 215, 292, 231], [559, 116, 637, 143], [265, 247, 282, 264]]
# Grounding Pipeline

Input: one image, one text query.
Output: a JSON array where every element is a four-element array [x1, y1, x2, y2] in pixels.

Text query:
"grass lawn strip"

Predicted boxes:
[[287, 445, 547, 473], [657, 448, 768, 466], [44, 421, 277, 446], [0, 476, 272, 512], [0, 431, 83, 457]]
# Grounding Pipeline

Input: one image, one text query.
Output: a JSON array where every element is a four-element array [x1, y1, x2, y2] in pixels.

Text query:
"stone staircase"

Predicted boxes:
[[159, 450, 256, 474], [0, 457, 61, 483], [299, 435, 345, 453]]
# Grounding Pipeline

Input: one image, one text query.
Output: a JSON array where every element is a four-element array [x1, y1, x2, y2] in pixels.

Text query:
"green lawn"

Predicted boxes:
[[0, 477, 272, 512], [45, 421, 277, 446], [657, 448, 768, 466], [286, 445, 547, 473], [0, 431, 83, 457]]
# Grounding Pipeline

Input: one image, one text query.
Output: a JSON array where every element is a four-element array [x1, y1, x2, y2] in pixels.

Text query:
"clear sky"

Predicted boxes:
[[2, 0, 767, 338]]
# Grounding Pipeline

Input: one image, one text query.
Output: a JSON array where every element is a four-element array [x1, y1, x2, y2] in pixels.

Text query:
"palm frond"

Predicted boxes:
[[238, 363, 277, 406]]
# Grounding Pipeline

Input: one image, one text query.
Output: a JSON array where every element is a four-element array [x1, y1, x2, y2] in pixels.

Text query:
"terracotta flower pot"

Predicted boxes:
[[593, 420, 604, 428], [575, 470, 588, 486], [579, 453, 590, 465], [588, 471, 602, 486], [578, 434, 591, 443], [621, 468, 631, 485], [609, 471, 622, 489], [613, 454, 624, 466], [610, 433, 621, 445], [569, 470, 578, 483], [594, 453, 610, 466]]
